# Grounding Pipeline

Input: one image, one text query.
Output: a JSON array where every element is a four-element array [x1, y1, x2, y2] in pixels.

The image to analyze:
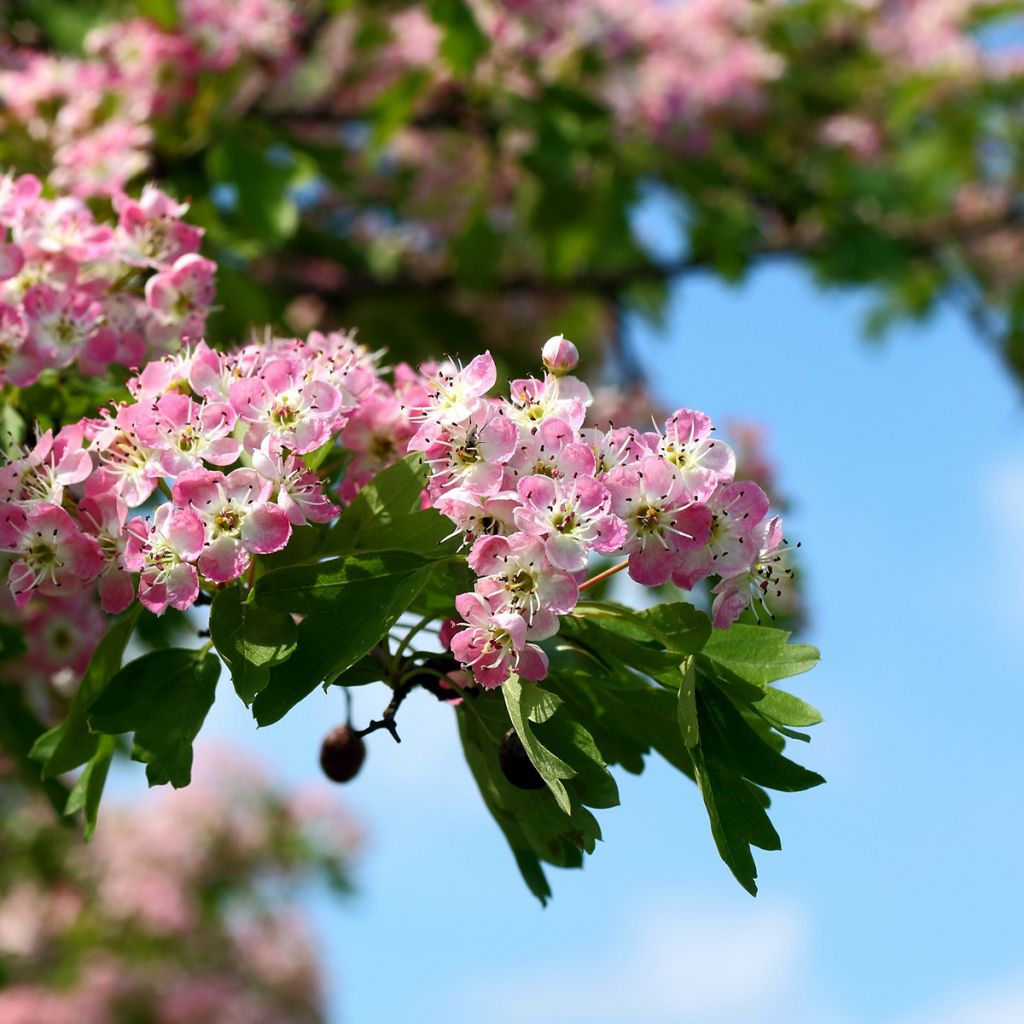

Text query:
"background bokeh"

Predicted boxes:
[[3, 1, 1024, 1019]]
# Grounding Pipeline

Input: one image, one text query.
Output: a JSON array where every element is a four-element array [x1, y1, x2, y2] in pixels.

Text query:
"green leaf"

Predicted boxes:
[[700, 624, 819, 688], [0, 621, 27, 661], [502, 676, 575, 814], [34, 608, 140, 779], [689, 736, 778, 896], [677, 657, 699, 749], [209, 586, 297, 705], [0, 685, 70, 815], [322, 455, 460, 559], [136, 0, 179, 28], [561, 610, 687, 680], [755, 686, 824, 729], [207, 128, 300, 243], [63, 735, 116, 840], [249, 551, 433, 725], [700, 685, 825, 794], [88, 648, 220, 788], [369, 70, 430, 148], [637, 603, 713, 656], [456, 699, 553, 904], [428, 0, 489, 76]]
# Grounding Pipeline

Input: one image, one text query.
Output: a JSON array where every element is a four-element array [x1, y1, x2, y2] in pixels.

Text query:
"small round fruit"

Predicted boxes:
[[320, 726, 366, 783], [499, 728, 545, 790]]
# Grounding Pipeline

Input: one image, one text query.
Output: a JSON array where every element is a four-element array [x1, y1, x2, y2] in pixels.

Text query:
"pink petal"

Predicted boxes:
[[241, 503, 291, 554]]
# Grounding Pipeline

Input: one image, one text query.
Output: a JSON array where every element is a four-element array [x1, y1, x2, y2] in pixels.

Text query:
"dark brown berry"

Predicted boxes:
[[319, 726, 366, 783], [499, 728, 545, 790], [403, 654, 462, 701]]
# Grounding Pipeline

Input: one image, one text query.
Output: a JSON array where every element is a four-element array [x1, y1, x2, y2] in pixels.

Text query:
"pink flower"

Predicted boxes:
[[173, 468, 291, 583], [506, 373, 591, 431], [541, 333, 579, 375], [124, 504, 205, 614], [0, 426, 92, 508], [432, 488, 520, 540], [710, 515, 787, 628], [580, 426, 645, 479], [450, 592, 548, 688], [503, 416, 596, 482], [113, 185, 203, 267], [0, 503, 103, 607], [78, 493, 134, 614], [605, 456, 712, 586], [132, 392, 241, 475], [419, 409, 519, 498], [0, 243, 24, 281], [672, 480, 770, 590], [144, 253, 216, 337], [230, 357, 346, 455], [86, 406, 163, 508], [647, 408, 736, 502], [415, 352, 496, 428], [514, 473, 626, 572], [251, 447, 339, 525], [469, 532, 578, 633], [22, 284, 107, 371]]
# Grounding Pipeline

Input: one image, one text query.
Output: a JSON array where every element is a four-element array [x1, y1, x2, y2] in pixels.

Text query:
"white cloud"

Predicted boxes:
[[897, 976, 1024, 1024], [460, 899, 819, 1024]]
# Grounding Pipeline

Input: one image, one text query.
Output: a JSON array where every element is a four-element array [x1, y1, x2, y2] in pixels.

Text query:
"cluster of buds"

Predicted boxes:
[[0, 173, 214, 388], [0, 325, 793, 690]]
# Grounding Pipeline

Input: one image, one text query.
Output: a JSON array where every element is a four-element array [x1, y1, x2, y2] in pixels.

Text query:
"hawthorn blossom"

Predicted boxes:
[[145, 253, 217, 338], [505, 372, 591, 431], [173, 468, 291, 583], [251, 448, 339, 526], [131, 392, 241, 475], [0, 503, 103, 607], [123, 504, 204, 614], [413, 352, 496, 431], [605, 456, 712, 586], [469, 533, 579, 633], [647, 408, 736, 502], [418, 409, 519, 497], [449, 592, 548, 688], [514, 474, 626, 572], [230, 357, 347, 455], [710, 514, 791, 628], [78, 494, 133, 614], [671, 480, 770, 590], [0, 427, 92, 508]]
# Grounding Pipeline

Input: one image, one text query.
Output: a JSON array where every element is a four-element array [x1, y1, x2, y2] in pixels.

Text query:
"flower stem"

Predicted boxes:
[[578, 559, 630, 593]]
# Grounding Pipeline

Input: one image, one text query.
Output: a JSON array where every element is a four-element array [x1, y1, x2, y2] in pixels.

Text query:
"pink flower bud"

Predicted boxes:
[[541, 334, 579, 375]]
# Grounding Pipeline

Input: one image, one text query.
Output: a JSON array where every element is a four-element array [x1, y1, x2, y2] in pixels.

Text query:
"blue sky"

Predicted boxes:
[[113, 249, 1024, 1022]]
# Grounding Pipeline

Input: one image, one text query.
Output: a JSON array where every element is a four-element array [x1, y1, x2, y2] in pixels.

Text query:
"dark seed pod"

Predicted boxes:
[[499, 728, 545, 790], [403, 654, 463, 701], [319, 726, 366, 783]]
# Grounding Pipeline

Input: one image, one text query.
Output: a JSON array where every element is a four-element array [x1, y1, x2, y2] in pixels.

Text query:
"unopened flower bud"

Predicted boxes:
[[541, 334, 579, 375]]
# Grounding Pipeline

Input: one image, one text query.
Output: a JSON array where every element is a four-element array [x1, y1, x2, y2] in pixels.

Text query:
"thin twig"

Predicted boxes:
[[578, 559, 630, 592], [355, 679, 415, 744]]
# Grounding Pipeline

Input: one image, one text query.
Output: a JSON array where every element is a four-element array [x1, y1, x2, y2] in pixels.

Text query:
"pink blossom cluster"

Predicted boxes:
[[0, 329, 380, 616], [0, 3, 301, 197], [0, 326, 793, 690], [397, 336, 790, 688], [0, 172, 213, 387], [0, 745, 356, 1024]]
